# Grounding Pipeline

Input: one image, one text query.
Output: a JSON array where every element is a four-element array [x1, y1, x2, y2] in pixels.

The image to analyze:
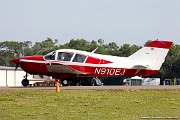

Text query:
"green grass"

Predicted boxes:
[[0, 89, 179, 120]]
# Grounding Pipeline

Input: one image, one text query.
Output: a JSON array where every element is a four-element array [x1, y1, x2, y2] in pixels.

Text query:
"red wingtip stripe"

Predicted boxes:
[[146, 40, 173, 49]]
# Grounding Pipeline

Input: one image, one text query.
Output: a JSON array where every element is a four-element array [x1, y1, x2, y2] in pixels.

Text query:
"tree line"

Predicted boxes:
[[0, 38, 180, 80]]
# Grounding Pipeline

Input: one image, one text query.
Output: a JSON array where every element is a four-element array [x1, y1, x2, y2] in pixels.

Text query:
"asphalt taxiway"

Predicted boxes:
[[0, 85, 180, 90]]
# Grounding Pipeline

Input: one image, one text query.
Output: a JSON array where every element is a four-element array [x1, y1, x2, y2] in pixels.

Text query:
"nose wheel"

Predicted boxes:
[[22, 73, 29, 87], [22, 79, 29, 87]]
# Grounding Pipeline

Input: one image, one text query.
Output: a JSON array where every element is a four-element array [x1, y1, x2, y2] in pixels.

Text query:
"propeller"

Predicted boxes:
[[12, 45, 25, 70], [16, 52, 24, 70], [15, 61, 19, 70], [11, 52, 23, 70], [11, 58, 20, 70]]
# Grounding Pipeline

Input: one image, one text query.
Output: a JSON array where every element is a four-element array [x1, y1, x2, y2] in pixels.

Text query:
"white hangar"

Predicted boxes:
[[0, 66, 33, 87]]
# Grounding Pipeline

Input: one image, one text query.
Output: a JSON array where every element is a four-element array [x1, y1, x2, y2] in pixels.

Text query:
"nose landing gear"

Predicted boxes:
[[21, 73, 29, 87]]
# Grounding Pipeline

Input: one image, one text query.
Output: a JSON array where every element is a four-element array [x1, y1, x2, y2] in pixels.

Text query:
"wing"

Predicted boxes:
[[46, 62, 91, 75]]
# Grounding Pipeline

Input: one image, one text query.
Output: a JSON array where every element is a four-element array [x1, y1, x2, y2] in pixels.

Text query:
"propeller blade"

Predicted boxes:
[[15, 62, 19, 70], [11, 58, 20, 70]]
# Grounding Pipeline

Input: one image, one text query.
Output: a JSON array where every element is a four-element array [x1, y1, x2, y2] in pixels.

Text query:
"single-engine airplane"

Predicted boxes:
[[11, 39, 172, 86]]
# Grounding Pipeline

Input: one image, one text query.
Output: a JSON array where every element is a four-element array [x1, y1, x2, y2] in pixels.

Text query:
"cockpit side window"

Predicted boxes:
[[57, 52, 64, 61], [57, 52, 74, 61], [72, 54, 87, 63], [44, 51, 56, 60]]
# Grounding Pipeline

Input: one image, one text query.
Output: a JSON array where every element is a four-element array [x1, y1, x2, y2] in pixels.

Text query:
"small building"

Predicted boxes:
[[0, 66, 33, 86], [142, 78, 160, 85], [123, 76, 160, 86]]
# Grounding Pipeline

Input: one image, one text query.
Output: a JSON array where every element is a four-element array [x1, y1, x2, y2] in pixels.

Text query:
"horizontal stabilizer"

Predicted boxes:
[[132, 65, 151, 69]]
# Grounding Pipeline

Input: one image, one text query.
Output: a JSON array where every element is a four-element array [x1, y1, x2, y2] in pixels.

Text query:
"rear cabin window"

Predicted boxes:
[[72, 54, 86, 63], [44, 51, 56, 60], [57, 52, 74, 61]]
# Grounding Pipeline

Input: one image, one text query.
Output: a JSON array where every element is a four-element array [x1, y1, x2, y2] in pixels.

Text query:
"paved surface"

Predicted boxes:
[[0, 85, 180, 90]]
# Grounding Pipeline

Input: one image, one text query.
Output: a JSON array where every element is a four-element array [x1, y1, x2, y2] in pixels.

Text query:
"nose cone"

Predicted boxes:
[[11, 58, 20, 64]]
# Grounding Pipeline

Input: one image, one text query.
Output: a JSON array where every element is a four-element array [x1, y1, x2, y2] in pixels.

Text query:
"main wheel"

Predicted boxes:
[[62, 79, 69, 86], [21, 79, 29, 87]]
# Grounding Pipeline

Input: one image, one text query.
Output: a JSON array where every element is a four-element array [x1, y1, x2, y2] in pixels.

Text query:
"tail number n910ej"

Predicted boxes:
[[94, 68, 125, 76]]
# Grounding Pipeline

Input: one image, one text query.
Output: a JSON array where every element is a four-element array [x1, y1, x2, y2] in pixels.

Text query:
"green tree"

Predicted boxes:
[[32, 38, 58, 55], [59, 39, 90, 51], [0, 41, 32, 66], [103, 42, 119, 56], [168, 44, 180, 78], [118, 44, 141, 57]]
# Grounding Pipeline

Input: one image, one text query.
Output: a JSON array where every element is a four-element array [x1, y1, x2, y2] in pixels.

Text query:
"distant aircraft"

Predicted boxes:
[[11, 40, 172, 86]]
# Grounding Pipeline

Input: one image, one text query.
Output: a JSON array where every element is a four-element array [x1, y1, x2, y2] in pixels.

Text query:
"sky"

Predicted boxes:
[[0, 0, 180, 46]]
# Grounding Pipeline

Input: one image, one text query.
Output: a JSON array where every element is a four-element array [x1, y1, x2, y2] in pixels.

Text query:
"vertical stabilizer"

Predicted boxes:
[[128, 40, 172, 70]]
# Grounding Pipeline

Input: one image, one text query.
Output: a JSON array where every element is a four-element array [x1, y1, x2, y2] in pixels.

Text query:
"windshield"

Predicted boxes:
[[44, 51, 56, 60]]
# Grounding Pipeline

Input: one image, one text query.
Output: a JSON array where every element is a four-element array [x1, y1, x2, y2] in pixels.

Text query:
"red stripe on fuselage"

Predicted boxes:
[[68, 65, 159, 77]]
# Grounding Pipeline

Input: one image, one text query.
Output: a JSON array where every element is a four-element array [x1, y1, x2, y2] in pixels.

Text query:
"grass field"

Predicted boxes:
[[0, 89, 179, 120]]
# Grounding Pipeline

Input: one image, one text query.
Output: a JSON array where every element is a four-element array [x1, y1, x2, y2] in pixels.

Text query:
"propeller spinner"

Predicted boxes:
[[11, 58, 20, 70]]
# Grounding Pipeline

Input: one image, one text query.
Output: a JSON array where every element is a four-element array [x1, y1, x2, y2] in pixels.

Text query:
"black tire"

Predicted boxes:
[[62, 79, 69, 86], [21, 79, 29, 87]]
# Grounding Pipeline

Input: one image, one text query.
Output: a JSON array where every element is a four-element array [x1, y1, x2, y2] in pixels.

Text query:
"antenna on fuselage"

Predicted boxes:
[[91, 47, 98, 53]]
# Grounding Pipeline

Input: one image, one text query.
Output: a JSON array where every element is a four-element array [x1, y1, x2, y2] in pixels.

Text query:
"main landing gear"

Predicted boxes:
[[62, 79, 70, 86], [21, 73, 29, 87]]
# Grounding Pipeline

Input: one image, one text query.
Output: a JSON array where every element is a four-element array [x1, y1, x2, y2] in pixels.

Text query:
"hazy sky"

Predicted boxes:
[[0, 0, 179, 46]]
